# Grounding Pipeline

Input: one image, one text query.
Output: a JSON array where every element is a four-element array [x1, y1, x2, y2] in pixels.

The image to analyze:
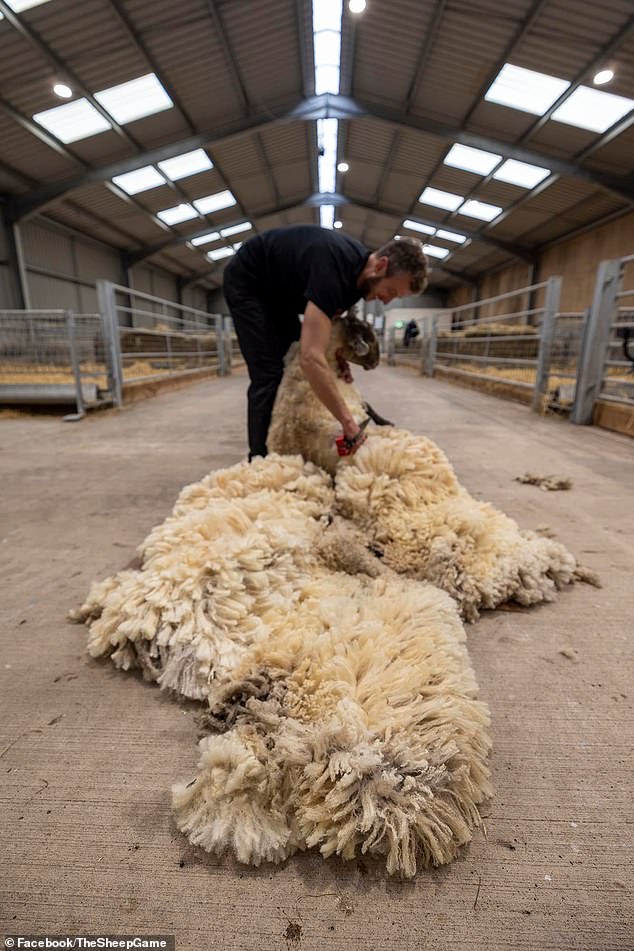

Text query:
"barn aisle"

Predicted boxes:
[[1, 367, 632, 951]]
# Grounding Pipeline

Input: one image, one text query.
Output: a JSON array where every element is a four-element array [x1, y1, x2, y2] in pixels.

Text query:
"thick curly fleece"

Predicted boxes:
[[268, 336, 594, 622], [75, 324, 593, 877], [75, 454, 492, 877]]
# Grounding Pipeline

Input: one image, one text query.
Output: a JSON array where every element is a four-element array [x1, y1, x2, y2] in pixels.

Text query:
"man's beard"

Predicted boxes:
[[358, 275, 380, 299]]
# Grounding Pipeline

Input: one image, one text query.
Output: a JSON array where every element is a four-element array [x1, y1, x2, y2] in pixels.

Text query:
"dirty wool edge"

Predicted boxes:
[[171, 573, 492, 878]]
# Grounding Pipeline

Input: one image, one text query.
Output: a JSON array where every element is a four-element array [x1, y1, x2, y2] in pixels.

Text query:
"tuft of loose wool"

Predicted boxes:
[[515, 472, 573, 491]]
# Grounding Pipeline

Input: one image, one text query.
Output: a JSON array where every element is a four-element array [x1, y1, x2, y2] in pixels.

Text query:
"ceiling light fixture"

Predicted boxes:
[[349, 0, 366, 13], [337, 161, 349, 172], [53, 83, 73, 99], [593, 69, 614, 86], [334, 220, 343, 228]]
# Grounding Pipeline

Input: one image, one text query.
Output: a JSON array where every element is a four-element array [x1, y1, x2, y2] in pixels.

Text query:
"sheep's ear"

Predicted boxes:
[[352, 337, 370, 356]]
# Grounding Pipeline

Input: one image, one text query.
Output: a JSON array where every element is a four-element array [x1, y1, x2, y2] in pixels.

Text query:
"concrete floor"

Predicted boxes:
[[1, 365, 632, 951]]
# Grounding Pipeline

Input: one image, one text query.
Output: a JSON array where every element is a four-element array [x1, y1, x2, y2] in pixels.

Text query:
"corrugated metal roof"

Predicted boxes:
[[0, 0, 631, 290]]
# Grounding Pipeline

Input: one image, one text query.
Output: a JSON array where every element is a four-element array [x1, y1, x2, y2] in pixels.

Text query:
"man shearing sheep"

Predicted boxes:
[[223, 224, 429, 460]]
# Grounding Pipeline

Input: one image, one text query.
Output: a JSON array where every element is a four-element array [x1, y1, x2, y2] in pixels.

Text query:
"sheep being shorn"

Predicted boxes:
[[73, 453, 492, 877], [268, 313, 597, 621]]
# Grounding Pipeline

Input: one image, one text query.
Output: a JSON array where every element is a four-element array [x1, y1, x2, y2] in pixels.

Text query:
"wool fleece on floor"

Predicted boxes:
[[74, 454, 492, 878]]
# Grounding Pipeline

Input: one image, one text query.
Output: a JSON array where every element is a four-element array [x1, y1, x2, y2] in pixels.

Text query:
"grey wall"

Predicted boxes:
[[20, 218, 123, 312], [208, 287, 229, 313], [0, 216, 213, 316], [385, 289, 447, 309]]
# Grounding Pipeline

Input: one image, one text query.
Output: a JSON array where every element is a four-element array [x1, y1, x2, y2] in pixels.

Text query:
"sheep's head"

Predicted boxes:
[[331, 308, 380, 379]]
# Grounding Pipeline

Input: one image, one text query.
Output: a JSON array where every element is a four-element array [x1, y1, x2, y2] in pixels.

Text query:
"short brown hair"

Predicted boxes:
[[375, 236, 429, 295]]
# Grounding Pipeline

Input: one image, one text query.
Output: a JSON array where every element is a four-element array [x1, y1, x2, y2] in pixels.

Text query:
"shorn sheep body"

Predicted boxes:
[[268, 313, 597, 621]]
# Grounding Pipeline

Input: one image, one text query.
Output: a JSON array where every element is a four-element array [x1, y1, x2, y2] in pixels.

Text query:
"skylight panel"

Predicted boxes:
[[190, 231, 220, 246], [94, 73, 173, 124], [317, 117, 339, 193], [458, 199, 503, 221], [485, 64, 570, 116], [112, 165, 166, 195], [313, 0, 342, 94], [313, 0, 343, 31], [3, 0, 52, 13], [221, 221, 252, 238], [193, 190, 237, 214], [158, 149, 213, 181], [156, 203, 198, 225], [436, 229, 467, 244], [402, 219, 436, 235], [419, 187, 464, 211], [444, 144, 501, 176], [423, 244, 450, 259], [320, 204, 335, 229], [551, 86, 634, 133], [32, 99, 112, 143], [207, 247, 234, 262], [493, 159, 551, 188]]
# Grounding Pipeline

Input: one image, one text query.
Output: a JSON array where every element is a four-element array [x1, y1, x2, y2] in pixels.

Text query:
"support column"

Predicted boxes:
[[571, 258, 622, 425], [1, 208, 30, 308]]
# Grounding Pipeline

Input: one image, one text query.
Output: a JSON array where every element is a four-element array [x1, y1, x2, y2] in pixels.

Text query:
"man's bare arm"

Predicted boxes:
[[299, 302, 360, 441]]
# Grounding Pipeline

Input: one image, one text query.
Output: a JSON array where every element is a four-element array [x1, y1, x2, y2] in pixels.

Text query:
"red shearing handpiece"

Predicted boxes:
[[335, 416, 371, 457]]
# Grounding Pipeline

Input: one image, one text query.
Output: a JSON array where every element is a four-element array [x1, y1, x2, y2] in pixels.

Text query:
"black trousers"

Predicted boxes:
[[223, 256, 301, 459]]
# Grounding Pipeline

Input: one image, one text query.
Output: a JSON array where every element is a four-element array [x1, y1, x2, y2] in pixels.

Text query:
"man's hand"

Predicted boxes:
[[336, 419, 367, 456]]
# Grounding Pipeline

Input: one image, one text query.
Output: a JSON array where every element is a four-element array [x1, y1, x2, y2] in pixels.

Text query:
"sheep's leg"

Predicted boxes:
[[363, 401, 394, 427]]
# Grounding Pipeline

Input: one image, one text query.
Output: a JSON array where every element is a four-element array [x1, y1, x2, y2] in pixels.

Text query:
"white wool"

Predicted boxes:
[[74, 325, 593, 876], [75, 454, 492, 876], [268, 343, 593, 621]]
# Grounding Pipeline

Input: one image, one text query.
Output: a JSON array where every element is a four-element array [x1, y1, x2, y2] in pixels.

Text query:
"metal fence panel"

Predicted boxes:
[[96, 281, 227, 399], [571, 255, 634, 424], [601, 254, 634, 409], [0, 309, 110, 416], [414, 279, 564, 411]]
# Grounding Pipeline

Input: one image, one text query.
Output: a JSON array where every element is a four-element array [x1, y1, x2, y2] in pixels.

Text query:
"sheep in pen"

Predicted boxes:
[[72, 310, 597, 878]]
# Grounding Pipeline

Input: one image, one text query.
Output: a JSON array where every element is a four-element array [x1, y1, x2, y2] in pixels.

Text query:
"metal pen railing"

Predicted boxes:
[[418, 278, 562, 411], [96, 280, 228, 406], [571, 254, 634, 424], [0, 309, 108, 419]]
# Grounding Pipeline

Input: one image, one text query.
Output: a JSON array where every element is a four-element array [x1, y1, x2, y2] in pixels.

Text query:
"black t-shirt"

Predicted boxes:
[[232, 225, 370, 319]]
